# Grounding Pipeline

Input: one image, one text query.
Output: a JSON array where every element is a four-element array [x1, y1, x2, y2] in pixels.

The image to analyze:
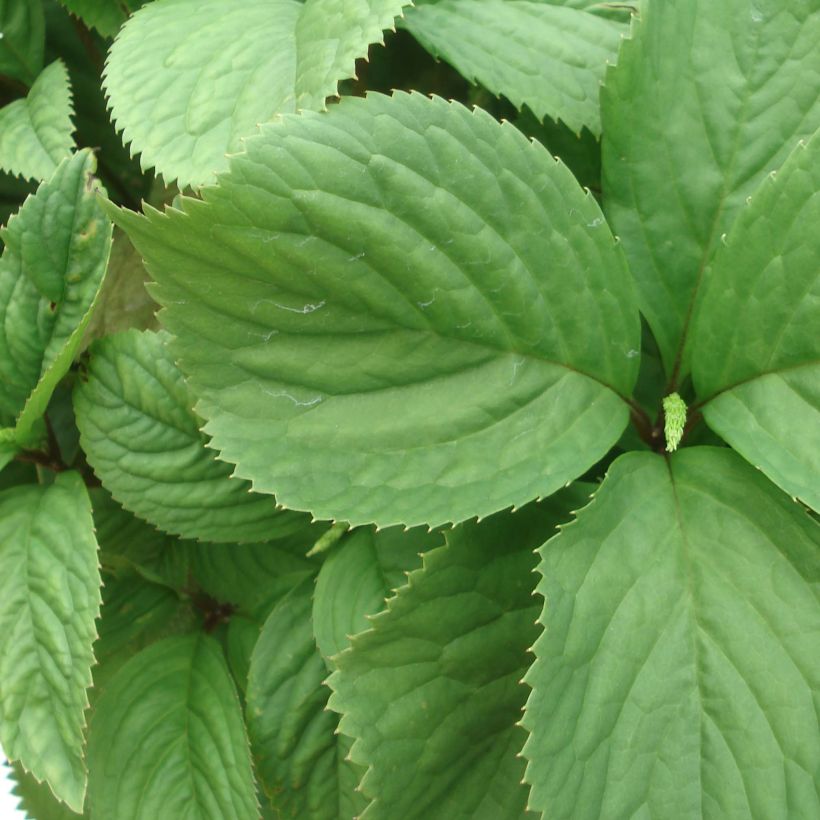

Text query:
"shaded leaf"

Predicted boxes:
[[0, 60, 74, 182], [0, 0, 44, 84], [87, 634, 258, 820], [328, 489, 588, 819]]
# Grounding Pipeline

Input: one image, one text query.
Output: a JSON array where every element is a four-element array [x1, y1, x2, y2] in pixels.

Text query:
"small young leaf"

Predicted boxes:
[[403, 0, 625, 135], [112, 92, 639, 527], [602, 0, 820, 378], [0, 61, 75, 182], [523, 448, 820, 819], [0, 0, 44, 85], [0, 472, 101, 812], [87, 634, 258, 820], [0, 149, 112, 444], [662, 391, 686, 452], [74, 329, 313, 542], [692, 131, 820, 511], [328, 489, 588, 819], [103, 0, 411, 187]]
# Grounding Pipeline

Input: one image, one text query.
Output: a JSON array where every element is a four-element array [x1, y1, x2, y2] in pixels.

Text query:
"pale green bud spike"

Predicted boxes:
[[662, 392, 687, 452]]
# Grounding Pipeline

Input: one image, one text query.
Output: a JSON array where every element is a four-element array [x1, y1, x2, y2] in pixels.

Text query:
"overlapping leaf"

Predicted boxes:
[[692, 132, 820, 510], [0, 150, 112, 443], [602, 0, 820, 378], [10, 761, 83, 820], [112, 92, 639, 527], [403, 0, 625, 135], [246, 579, 368, 820], [328, 489, 589, 819], [56, 0, 144, 37], [523, 448, 820, 818], [312, 525, 438, 661], [0, 60, 75, 182], [103, 0, 410, 187], [0, 472, 101, 812], [75, 329, 313, 542], [0, 0, 44, 84], [87, 634, 258, 820]]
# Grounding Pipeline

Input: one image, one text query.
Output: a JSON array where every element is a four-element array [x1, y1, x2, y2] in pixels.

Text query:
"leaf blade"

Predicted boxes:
[[0, 472, 101, 812], [522, 448, 820, 818], [112, 92, 639, 527]]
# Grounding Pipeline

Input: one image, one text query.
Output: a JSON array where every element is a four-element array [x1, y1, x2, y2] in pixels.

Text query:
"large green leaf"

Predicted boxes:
[[0, 472, 101, 812], [403, 0, 624, 135], [328, 491, 588, 819], [602, 0, 820, 379], [103, 0, 410, 188], [74, 328, 313, 542], [112, 92, 639, 527], [0, 60, 75, 182], [523, 448, 820, 818], [0, 150, 112, 443], [246, 579, 368, 820], [0, 0, 44, 84], [692, 132, 820, 511], [87, 634, 258, 820]]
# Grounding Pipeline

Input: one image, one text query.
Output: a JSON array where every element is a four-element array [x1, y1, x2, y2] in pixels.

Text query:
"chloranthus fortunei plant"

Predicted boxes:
[[0, 0, 818, 818]]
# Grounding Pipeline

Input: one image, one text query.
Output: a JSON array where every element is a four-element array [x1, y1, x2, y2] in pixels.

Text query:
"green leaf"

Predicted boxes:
[[103, 0, 411, 188], [56, 0, 129, 37], [403, 0, 624, 135], [246, 579, 368, 820], [10, 760, 83, 820], [312, 525, 440, 661], [0, 472, 101, 812], [74, 328, 313, 542], [602, 0, 820, 378], [692, 132, 820, 511], [0, 149, 112, 444], [81, 228, 159, 345], [190, 531, 320, 618], [0, 61, 75, 182], [87, 634, 258, 820], [0, 0, 44, 85], [328, 490, 588, 820], [92, 575, 195, 693], [112, 92, 639, 527], [523, 448, 820, 818], [91, 488, 193, 589]]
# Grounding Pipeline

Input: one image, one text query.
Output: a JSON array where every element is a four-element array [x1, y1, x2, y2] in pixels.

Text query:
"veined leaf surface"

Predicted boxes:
[[246, 579, 368, 820], [602, 0, 820, 378], [103, 0, 410, 187], [113, 92, 639, 527], [523, 448, 820, 818], [87, 634, 258, 820], [0, 472, 101, 812], [0, 150, 112, 442], [403, 0, 624, 135], [692, 132, 820, 511], [328, 490, 588, 819], [0, 0, 44, 84], [74, 329, 313, 542], [0, 60, 74, 182]]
